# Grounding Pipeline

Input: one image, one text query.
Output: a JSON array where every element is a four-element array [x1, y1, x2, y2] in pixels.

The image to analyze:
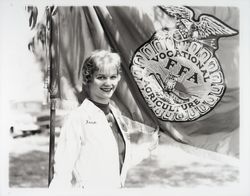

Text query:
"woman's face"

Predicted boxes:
[[88, 65, 120, 104]]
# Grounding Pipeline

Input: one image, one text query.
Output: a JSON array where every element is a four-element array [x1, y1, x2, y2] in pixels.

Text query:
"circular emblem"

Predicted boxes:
[[130, 35, 226, 121], [130, 6, 238, 122]]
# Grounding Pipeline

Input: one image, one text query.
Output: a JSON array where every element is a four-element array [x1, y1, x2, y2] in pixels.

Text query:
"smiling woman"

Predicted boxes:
[[49, 50, 157, 189]]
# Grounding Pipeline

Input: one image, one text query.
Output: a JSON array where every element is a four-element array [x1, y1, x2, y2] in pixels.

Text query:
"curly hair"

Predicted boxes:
[[81, 50, 121, 85]]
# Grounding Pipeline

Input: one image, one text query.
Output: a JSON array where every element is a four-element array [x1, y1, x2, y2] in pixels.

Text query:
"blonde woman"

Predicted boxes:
[[49, 50, 158, 189]]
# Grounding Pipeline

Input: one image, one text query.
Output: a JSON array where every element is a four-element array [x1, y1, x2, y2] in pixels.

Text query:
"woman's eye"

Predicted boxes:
[[97, 76, 105, 80], [96, 75, 118, 80]]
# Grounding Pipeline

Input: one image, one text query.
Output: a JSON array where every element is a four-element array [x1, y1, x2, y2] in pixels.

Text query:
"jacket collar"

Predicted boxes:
[[80, 98, 121, 123], [80, 98, 105, 114]]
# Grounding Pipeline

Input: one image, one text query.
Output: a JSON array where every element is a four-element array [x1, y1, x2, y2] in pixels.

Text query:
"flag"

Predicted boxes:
[[38, 6, 239, 157]]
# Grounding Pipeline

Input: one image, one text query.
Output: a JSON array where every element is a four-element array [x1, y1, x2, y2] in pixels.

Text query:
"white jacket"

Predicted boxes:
[[49, 98, 133, 189]]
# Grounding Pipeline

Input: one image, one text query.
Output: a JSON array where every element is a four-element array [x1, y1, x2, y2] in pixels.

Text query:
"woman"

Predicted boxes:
[[49, 50, 158, 189]]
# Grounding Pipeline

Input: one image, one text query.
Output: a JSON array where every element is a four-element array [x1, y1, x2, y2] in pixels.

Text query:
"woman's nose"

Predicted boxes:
[[104, 78, 112, 85]]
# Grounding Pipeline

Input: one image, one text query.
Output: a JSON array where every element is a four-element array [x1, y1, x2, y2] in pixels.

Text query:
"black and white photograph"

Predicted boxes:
[[0, 0, 250, 196]]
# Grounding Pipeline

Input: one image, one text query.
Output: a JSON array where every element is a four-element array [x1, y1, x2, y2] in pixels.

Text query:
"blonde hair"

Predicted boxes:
[[81, 50, 121, 85]]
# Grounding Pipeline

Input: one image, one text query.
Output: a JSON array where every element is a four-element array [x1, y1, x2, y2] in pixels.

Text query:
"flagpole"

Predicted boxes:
[[48, 98, 56, 185], [46, 6, 57, 186]]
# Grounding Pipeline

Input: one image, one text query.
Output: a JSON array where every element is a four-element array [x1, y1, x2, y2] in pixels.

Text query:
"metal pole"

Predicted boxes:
[[48, 98, 56, 185], [46, 6, 58, 186]]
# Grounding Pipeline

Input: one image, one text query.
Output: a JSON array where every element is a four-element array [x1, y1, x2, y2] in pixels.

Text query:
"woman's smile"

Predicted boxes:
[[100, 87, 114, 94], [100, 86, 113, 92]]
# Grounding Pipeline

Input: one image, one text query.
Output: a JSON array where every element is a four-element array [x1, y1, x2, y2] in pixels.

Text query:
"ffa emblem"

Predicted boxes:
[[130, 6, 238, 122]]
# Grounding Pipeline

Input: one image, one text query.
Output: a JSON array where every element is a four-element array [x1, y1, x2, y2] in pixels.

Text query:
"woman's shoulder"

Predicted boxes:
[[63, 103, 88, 123]]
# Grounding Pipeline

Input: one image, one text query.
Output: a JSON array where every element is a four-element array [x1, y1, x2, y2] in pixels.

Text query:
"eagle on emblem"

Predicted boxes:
[[157, 6, 238, 49]]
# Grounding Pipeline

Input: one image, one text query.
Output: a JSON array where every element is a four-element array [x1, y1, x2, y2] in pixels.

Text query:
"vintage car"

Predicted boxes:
[[9, 101, 64, 137]]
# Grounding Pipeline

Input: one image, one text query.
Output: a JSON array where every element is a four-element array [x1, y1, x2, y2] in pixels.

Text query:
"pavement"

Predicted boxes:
[[9, 133, 239, 188], [125, 134, 239, 188]]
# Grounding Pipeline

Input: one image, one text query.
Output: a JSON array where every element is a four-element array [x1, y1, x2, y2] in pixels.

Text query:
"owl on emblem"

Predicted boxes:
[[156, 6, 238, 49]]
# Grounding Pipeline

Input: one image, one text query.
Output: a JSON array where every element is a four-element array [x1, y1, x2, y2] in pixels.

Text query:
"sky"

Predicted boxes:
[[0, 2, 45, 102]]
